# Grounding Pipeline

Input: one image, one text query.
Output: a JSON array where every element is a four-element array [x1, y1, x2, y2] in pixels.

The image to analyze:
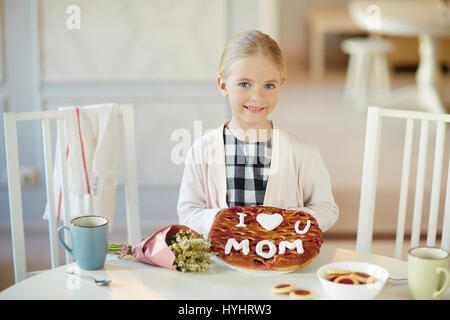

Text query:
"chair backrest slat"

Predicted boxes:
[[41, 118, 61, 269], [395, 118, 414, 259], [121, 104, 142, 243], [3, 113, 27, 283], [410, 120, 429, 248], [356, 107, 382, 253], [442, 160, 450, 252], [427, 121, 446, 247], [357, 106, 450, 258], [56, 118, 73, 264]]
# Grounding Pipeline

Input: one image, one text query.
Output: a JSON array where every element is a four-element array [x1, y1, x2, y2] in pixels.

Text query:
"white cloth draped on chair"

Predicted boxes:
[[43, 103, 120, 228]]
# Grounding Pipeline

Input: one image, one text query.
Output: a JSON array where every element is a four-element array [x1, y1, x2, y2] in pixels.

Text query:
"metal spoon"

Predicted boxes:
[[388, 277, 407, 281], [65, 270, 111, 286]]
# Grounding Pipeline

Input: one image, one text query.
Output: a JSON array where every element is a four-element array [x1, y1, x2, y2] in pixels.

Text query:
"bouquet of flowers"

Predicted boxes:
[[108, 225, 217, 272]]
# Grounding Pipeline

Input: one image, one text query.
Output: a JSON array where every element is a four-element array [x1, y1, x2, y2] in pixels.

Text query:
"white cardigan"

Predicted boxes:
[[177, 121, 339, 237]]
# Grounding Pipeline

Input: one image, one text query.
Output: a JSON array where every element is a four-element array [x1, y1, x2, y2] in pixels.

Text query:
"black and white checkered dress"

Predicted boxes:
[[224, 125, 272, 207]]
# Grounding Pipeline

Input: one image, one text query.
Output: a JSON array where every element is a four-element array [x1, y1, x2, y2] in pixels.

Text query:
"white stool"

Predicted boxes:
[[341, 38, 393, 112]]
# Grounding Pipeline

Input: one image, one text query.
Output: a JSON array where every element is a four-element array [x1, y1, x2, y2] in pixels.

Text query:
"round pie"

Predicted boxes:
[[208, 206, 323, 271]]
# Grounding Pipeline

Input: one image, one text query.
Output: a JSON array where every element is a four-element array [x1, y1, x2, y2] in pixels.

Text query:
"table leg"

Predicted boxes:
[[416, 34, 447, 113]]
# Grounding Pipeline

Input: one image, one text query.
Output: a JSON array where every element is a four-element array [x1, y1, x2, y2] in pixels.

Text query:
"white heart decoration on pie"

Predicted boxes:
[[256, 213, 283, 231]]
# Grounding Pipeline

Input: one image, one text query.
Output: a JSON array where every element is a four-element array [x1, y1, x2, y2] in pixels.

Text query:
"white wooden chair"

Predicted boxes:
[[3, 104, 141, 283], [356, 106, 450, 259]]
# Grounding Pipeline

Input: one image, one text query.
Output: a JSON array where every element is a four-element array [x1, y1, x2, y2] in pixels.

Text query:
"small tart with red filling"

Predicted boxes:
[[352, 271, 375, 284], [334, 275, 360, 285], [326, 275, 339, 282], [289, 289, 315, 300], [271, 283, 295, 294], [326, 269, 351, 276]]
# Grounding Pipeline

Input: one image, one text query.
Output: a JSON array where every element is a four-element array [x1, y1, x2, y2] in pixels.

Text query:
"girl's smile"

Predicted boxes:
[[244, 105, 266, 113]]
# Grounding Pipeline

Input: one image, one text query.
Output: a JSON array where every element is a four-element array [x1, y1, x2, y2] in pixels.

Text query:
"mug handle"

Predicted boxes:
[[432, 267, 450, 299], [57, 225, 73, 256]]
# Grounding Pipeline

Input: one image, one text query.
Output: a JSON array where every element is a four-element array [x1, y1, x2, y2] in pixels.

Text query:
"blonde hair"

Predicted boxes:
[[219, 29, 286, 84]]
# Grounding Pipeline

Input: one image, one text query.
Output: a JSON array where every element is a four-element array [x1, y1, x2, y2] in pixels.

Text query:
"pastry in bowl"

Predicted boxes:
[[316, 261, 389, 300], [208, 206, 323, 271]]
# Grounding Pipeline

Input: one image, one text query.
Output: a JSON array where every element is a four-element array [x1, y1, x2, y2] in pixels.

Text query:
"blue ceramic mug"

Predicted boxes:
[[57, 215, 108, 270]]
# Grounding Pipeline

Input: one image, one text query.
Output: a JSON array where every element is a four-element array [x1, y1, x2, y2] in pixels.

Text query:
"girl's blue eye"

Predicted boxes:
[[239, 82, 250, 88], [265, 83, 275, 89]]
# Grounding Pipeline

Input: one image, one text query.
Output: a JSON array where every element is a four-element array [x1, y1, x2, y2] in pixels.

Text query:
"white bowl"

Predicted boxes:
[[316, 261, 389, 300]]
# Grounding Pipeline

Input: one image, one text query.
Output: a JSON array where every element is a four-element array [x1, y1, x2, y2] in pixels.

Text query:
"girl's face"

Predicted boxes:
[[218, 54, 282, 129]]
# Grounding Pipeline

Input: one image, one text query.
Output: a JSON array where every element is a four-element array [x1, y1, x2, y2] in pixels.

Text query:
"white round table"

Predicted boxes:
[[2, 246, 443, 300], [348, 0, 450, 113]]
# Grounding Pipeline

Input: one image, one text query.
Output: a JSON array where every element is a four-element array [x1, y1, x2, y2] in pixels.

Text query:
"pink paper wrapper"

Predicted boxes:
[[127, 224, 200, 270]]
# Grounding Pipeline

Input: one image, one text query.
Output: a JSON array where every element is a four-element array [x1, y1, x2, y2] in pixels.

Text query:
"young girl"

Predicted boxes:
[[177, 29, 338, 237]]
